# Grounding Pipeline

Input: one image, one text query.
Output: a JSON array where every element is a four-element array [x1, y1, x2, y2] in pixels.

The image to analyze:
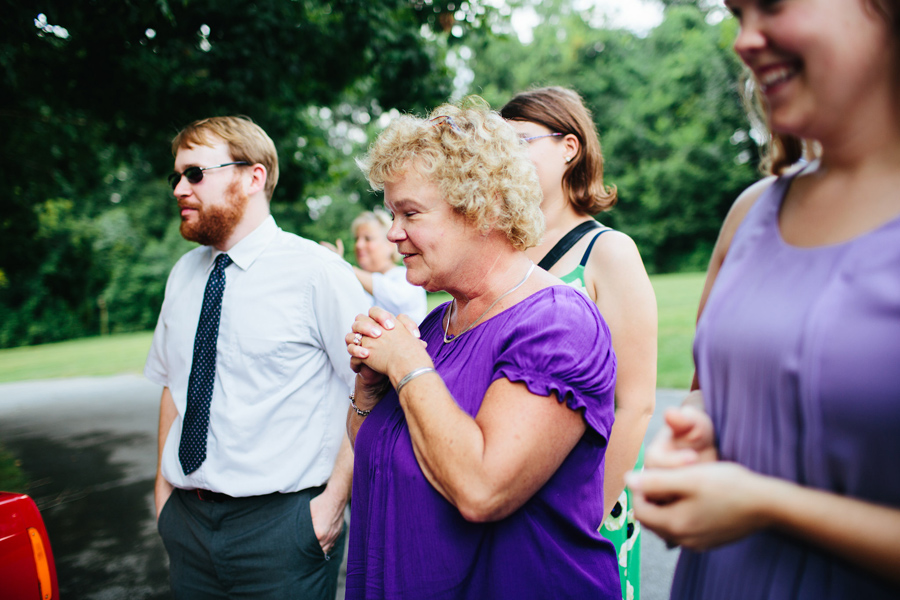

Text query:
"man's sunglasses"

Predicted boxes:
[[168, 161, 249, 190]]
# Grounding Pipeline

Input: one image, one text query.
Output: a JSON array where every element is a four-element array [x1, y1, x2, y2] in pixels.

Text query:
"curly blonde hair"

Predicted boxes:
[[358, 99, 544, 251]]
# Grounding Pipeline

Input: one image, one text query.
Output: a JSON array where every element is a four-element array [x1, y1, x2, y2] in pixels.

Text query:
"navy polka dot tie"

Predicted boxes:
[[180, 253, 232, 475]]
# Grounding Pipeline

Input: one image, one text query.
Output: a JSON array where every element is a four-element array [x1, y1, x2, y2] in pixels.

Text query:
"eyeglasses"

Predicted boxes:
[[167, 161, 249, 190], [521, 132, 563, 143], [428, 115, 462, 134]]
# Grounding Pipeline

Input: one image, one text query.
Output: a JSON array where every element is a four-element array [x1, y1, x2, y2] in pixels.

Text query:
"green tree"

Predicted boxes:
[[466, 1, 759, 272], [0, 0, 461, 347], [600, 6, 756, 271]]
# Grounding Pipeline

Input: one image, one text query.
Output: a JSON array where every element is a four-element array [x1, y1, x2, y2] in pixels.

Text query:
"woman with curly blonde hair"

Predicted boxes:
[[344, 100, 621, 599]]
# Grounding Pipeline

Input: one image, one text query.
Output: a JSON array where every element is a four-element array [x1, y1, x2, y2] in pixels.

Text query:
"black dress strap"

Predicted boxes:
[[537, 220, 602, 271], [579, 228, 612, 267]]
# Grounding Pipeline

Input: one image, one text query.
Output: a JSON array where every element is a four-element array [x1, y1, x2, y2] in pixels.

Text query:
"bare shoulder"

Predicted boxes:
[[718, 176, 777, 250], [586, 229, 649, 281], [583, 229, 656, 310]]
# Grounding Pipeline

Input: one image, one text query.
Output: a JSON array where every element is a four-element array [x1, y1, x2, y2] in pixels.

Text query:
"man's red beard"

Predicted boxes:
[[180, 178, 249, 247]]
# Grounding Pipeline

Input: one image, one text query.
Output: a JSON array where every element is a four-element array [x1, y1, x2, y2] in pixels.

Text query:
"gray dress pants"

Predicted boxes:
[[158, 486, 345, 599]]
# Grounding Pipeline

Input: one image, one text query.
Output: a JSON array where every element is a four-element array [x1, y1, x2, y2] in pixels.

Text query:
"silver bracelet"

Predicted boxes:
[[349, 387, 371, 417], [395, 367, 437, 396]]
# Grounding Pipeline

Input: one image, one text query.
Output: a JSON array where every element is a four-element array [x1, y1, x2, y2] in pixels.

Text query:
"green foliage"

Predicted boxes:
[[602, 6, 757, 272], [0, 0, 460, 347], [0, 198, 105, 346], [467, 2, 759, 273], [1, 0, 759, 348], [0, 446, 28, 494]]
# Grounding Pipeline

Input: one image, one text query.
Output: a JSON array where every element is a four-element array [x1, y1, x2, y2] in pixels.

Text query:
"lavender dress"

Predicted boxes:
[[347, 286, 620, 599], [677, 172, 900, 598]]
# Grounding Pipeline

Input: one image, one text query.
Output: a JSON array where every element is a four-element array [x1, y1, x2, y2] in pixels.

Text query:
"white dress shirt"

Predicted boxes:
[[145, 216, 369, 496], [369, 266, 429, 324]]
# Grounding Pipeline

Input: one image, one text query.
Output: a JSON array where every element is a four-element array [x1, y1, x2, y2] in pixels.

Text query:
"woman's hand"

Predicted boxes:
[[320, 238, 344, 256], [628, 461, 770, 550], [347, 307, 429, 384], [630, 462, 900, 584], [346, 314, 392, 415], [345, 307, 429, 443], [645, 391, 718, 470]]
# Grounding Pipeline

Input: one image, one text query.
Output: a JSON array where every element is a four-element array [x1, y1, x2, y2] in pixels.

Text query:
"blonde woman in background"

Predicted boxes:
[[323, 210, 427, 323]]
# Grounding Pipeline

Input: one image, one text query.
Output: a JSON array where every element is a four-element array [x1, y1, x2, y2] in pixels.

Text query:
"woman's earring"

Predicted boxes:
[[565, 156, 573, 163]]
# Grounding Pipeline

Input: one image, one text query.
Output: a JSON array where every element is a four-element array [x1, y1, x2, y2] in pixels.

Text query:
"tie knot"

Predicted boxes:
[[215, 253, 233, 271]]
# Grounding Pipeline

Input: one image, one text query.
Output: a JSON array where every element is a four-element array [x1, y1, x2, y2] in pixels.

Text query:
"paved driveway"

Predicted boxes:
[[0, 376, 684, 599]]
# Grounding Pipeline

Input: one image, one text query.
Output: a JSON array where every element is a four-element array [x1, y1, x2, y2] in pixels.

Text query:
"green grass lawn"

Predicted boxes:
[[652, 272, 705, 389], [0, 275, 705, 386], [0, 331, 154, 383]]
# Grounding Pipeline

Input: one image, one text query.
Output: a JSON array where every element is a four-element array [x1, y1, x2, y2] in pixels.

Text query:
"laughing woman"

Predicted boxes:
[[344, 101, 622, 599], [630, 0, 900, 598]]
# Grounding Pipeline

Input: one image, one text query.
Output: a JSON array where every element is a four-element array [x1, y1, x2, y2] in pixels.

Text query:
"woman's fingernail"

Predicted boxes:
[[384, 319, 395, 329], [372, 328, 382, 337]]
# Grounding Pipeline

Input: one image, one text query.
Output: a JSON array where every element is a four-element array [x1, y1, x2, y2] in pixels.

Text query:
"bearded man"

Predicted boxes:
[[144, 116, 368, 598]]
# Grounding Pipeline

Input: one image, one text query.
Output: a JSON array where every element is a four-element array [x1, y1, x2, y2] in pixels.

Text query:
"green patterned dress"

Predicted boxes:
[[558, 230, 642, 600]]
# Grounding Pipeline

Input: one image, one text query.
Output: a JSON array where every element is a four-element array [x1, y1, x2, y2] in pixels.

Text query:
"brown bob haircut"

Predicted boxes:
[[500, 86, 617, 215], [171, 115, 280, 200]]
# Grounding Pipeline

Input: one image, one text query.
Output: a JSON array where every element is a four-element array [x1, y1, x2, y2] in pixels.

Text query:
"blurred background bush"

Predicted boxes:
[[0, 0, 758, 349]]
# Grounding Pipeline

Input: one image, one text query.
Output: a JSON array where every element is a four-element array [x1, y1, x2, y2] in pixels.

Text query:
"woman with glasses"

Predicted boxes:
[[501, 86, 657, 600], [344, 101, 621, 599], [321, 210, 428, 323]]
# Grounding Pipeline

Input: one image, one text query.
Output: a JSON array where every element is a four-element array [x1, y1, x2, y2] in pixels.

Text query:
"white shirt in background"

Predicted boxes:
[[369, 266, 428, 323]]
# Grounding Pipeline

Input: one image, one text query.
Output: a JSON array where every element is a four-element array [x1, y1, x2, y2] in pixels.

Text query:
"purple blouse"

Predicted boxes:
[[677, 173, 900, 598], [347, 286, 620, 599]]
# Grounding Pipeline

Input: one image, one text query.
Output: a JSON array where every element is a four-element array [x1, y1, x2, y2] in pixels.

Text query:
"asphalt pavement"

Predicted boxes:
[[0, 375, 684, 599]]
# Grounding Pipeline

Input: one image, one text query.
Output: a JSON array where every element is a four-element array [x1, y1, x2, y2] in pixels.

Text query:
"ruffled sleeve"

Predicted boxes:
[[491, 286, 617, 440]]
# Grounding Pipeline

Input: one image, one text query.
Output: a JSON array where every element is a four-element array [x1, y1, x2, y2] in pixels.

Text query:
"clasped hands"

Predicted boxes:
[[345, 306, 431, 413], [628, 390, 769, 551]]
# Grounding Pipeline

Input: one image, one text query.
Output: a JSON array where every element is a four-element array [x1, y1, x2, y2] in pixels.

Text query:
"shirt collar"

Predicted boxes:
[[209, 215, 279, 272]]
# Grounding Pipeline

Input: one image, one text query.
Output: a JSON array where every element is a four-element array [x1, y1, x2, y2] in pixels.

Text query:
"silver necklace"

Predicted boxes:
[[443, 262, 535, 344]]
